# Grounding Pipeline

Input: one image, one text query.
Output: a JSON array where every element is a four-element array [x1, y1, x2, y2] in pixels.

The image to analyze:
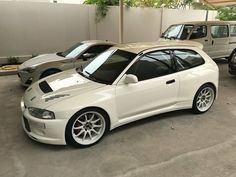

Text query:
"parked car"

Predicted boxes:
[[160, 21, 236, 61], [17, 40, 115, 86], [20, 41, 219, 147]]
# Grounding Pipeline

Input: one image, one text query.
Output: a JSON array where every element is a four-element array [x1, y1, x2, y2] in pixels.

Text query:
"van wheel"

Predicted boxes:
[[192, 84, 215, 114], [230, 50, 236, 63]]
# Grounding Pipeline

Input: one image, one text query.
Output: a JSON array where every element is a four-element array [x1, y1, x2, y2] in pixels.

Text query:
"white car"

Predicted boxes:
[[21, 41, 219, 147], [18, 40, 115, 86]]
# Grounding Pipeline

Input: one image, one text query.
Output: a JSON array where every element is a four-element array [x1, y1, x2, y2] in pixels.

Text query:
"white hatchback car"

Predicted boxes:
[[21, 41, 219, 147]]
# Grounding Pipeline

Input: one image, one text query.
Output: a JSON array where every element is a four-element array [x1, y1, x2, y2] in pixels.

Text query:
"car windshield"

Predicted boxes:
[[77, 49, 137, 85], [161, 24, 194, 40], [58, 42, 89, 58]]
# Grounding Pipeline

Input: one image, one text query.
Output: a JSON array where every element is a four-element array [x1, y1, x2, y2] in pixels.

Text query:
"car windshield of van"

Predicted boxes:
[[161, 24, 194, 40], [77, 49, 137, 85], [57, 42, 89, 58]]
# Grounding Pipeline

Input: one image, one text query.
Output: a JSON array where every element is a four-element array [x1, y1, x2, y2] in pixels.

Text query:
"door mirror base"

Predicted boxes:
[[82, 53, 96, 61], [124, 74, 138, 84]]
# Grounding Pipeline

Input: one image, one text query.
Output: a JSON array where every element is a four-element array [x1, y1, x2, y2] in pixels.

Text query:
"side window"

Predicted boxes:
[[190, 25, 207, 39], [179, 25, 194, 40], [211, 25, 229, 38], [230, 25, 236, 37], [85, 45, 112, 54], [127, 50, 173, 81], [173, 49, 204, 71]]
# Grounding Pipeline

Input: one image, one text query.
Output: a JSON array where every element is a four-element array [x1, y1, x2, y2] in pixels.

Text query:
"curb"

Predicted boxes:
[[0, 70, 17, 76]]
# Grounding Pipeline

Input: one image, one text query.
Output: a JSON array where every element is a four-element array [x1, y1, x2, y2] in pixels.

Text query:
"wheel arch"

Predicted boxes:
[[40, 68, 62, 79], [64, 106, 111, 146], [193, 82, 217, 105]]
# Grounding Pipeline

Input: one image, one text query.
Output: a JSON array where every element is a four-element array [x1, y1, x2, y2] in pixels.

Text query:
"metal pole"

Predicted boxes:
[[205, 10, 209, 21], [119, 0, 124, 44], [160, 7, 164, 37]]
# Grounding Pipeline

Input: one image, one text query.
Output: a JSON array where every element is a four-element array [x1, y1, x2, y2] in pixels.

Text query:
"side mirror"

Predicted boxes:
[[124, 74, 138, 84], [82, 53, 96, 61]]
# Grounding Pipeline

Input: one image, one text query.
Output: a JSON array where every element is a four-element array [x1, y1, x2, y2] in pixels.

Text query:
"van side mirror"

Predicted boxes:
[[124, 74, 138, 84]]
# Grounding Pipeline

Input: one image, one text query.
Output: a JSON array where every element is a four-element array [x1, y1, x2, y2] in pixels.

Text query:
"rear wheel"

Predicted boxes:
[[192, 84, 215, 114], [230, 50, 236, 63], [65, 108, 108, 148], [40, 69, 61, 79]]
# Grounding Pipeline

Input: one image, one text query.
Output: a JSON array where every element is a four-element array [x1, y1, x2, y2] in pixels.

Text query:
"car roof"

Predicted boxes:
[[113, 41, 203, 54], [81, 40, 116, 45], [173, 21, 236, 25]]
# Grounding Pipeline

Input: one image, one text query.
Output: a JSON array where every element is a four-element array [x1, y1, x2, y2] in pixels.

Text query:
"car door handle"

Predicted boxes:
[[212, 40, 214, 45], [205, 39, 208, 42], [166, 79, 175, 85]]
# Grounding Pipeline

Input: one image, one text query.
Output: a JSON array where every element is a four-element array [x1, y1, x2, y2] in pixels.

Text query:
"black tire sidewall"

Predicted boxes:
[[65, 108, 109, 148]]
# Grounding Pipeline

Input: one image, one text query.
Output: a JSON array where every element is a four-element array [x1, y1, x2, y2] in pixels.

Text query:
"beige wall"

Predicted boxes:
[[0, 2, 217, 64]]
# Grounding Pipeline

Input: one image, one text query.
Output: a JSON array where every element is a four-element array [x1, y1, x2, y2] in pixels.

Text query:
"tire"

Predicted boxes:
[[230, 50, 236, 63], [65, 108, 109, 148], [192, 84, 216, 114], [40, 69, 61, 79]]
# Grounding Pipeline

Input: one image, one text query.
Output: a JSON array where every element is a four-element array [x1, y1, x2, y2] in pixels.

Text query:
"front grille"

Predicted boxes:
[[39, 81, 53, 93], [23, 116, 31, 132]]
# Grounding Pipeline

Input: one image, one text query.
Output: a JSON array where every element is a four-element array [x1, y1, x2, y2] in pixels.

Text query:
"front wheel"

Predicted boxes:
[[65, 109, 108, 147], [192, 84, 215, 114]]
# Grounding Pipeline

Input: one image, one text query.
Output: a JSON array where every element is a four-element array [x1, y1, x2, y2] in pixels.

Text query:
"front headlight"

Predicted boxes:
[[28, 107, 55, 119], [22, 67, 36, 73]]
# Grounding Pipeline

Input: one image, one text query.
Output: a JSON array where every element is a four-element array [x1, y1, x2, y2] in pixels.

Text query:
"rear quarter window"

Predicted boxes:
[[173, 49, 205, 71]]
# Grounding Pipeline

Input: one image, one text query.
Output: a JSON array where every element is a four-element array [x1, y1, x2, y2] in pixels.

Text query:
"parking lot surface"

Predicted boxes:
[[0, 60, 236, 177]]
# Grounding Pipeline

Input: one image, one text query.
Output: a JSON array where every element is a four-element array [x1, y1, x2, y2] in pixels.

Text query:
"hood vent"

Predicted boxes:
[[39, 81, 53, 93]]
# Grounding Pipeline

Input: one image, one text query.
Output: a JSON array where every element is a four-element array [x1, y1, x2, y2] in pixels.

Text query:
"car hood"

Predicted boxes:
[[19, 53, 70, 69], [23, 69, 105, 108]]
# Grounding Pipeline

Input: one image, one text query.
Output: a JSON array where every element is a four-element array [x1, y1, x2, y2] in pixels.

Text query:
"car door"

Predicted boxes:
[[115, 50, 179, 120], [173, 49, 206, 103], [189, 25, 210, 54], [208, 25, 230, 59], [74, 45, 112, 68]]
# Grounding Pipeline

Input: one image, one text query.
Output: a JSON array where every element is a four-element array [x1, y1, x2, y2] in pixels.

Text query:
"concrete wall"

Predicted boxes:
[[0, 1, 218, 64]]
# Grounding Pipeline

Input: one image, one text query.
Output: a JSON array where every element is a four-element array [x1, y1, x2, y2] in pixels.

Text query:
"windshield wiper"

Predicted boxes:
[[84, 71, 109, 84]]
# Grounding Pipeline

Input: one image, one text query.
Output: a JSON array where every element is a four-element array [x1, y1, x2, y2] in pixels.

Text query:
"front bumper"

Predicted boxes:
[[21, 98, 67, 145], [229, 63, 236, 75], [17, 70, 33, 86]]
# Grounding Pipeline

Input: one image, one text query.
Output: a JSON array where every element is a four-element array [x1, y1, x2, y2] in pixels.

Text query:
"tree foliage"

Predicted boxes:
[[84, 0, 236, 22], [217, 6, 236, 21]]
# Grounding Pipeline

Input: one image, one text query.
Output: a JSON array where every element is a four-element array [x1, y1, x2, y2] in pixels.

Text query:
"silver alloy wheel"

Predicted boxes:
[[196, 87, 215, 112], [72, 111, 106, 145]]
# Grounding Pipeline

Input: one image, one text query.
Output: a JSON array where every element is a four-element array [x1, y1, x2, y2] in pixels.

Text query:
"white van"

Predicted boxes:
[[160, 21, 236, 61]]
